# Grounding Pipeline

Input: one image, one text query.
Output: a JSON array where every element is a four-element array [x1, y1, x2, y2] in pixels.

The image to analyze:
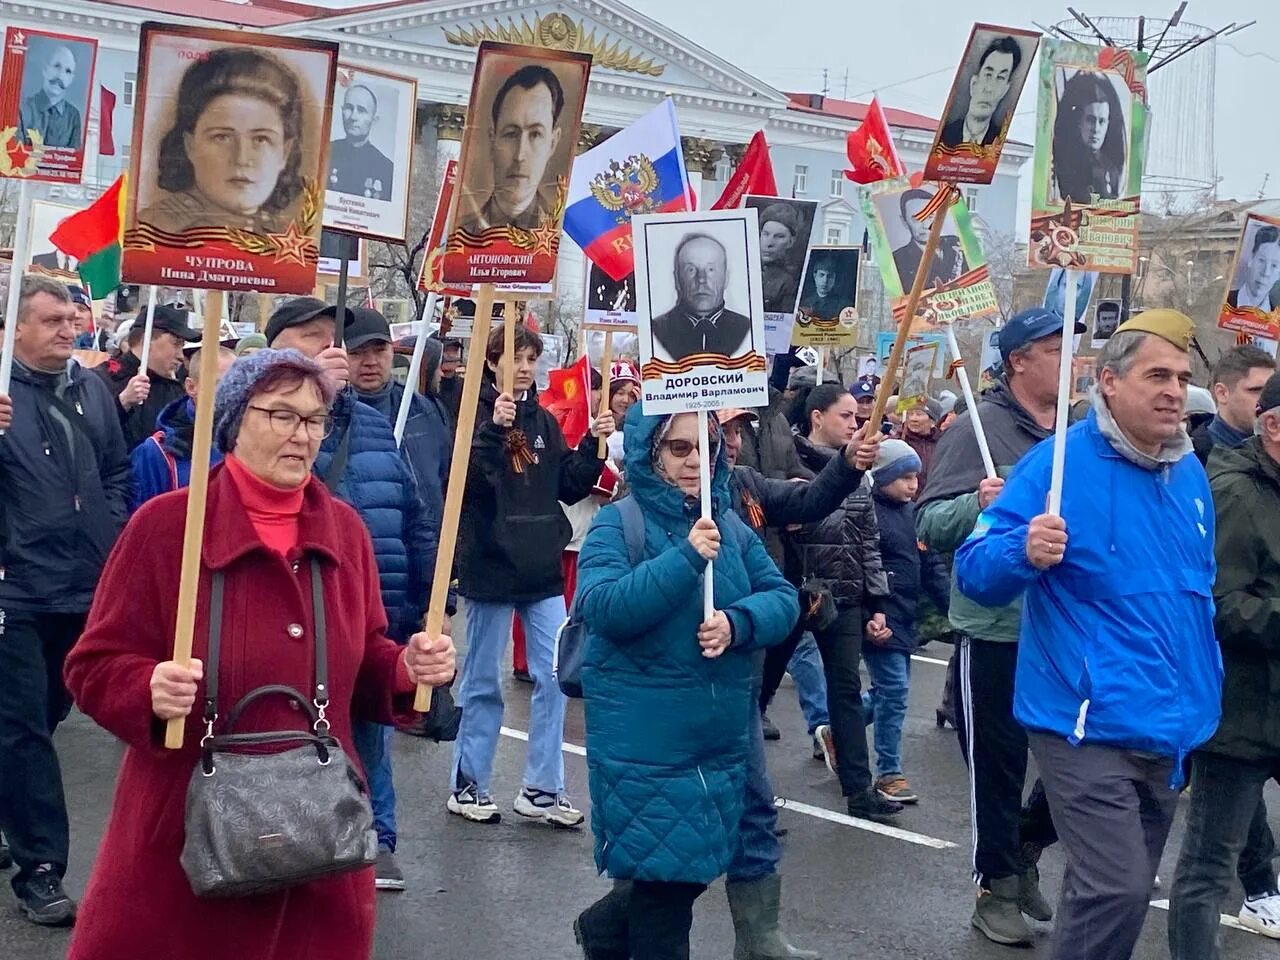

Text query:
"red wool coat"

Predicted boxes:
[[63, 466, 417, 960]]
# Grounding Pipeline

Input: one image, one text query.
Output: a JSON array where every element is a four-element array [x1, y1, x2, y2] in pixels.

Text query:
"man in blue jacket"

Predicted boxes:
[[955, 309, 1223, 960], [0, 276, 130, 926], [267, 298, 435, 892]]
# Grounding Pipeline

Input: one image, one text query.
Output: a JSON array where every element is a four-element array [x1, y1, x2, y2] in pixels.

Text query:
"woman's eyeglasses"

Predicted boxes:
[[661, 435, 721, 460], [249, 406, 333, 440]]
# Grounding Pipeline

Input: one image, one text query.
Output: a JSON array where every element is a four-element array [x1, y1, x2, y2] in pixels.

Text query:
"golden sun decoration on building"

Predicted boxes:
[[443, 13, 666, 77]]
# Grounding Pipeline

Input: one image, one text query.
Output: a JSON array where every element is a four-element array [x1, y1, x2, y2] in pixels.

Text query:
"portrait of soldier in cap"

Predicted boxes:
[[744, 195, 817, 315]]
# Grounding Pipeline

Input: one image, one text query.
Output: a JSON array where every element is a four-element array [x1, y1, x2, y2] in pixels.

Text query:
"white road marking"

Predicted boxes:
[[1148, 899, 1268, 937], [911, 653, 951, 667], [501, 725, 587, 757]]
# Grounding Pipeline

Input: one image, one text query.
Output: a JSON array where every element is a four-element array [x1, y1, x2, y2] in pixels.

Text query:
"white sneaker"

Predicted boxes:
[[447, 783, 501, 824], [514, 787, 584, 828], [1240, 892, 1280, 939], [815, 724, 838, 776]]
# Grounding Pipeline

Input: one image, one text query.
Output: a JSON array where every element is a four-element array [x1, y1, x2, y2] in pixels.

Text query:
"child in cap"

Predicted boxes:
[[865, 439, 951, 804]]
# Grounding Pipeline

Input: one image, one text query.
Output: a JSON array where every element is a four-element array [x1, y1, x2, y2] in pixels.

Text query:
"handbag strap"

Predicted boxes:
[[200, 557, 329, 739]]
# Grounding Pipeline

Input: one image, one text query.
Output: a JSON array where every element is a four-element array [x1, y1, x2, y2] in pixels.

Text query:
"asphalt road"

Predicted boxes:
[[2, 638, 1276, 960]]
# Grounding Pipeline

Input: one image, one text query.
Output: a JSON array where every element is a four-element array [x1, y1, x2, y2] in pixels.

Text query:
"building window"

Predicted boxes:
[[964, 187, 980, 215], [121, 143, 130, 163], [830, 169, 843, 197], [123, 73, 136, 107], [826, 225, 844, 244], [793, 164, 808, 195]]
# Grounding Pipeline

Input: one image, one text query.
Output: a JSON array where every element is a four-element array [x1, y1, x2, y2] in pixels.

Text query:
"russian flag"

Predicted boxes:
[[564, 99, 692, 282]]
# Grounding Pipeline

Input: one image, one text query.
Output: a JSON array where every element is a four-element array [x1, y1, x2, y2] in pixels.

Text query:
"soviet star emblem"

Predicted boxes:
[[268, 221, 312, 266]]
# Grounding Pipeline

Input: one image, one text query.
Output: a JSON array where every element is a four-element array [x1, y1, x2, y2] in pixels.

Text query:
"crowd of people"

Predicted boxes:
[[0, 272, 1277, 960]]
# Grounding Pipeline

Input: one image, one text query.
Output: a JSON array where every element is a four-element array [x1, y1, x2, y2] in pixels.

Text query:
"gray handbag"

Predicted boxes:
[[180, 560, 377, 898]]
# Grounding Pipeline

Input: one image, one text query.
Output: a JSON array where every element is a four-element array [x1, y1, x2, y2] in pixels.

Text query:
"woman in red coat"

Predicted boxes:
[[63, 349, 455, 960]]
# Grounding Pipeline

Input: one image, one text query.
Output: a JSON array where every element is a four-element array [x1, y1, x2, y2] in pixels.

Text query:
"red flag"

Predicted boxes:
[[99, 87, 116, 156], [712, 131, 777, 209], [540, 354, 593, 447], [844, 97, 905, 185], [522, 307, 540, 333]]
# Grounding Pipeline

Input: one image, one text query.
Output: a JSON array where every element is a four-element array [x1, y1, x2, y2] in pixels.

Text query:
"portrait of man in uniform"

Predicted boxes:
[[17, 41, 83, 148], [939, 34, 1024, 149], [456, 64, 566, 234], [744, 195, 817, 315], [651, 232, 753, 362], [328, 83, 393, 200], [798, 247, 858, 323]]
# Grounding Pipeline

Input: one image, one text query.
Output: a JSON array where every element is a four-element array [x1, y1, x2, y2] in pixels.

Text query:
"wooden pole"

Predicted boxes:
[[502, 300, 516, 396], [597, 331, 613, 457], [414, 285, 496, 712], [865, 195, 950, 433], [164, 290, 225, 749], [1047, 270, 1079, 517]]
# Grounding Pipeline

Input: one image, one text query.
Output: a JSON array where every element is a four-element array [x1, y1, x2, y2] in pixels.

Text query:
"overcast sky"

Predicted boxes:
[[632, 0, 1275, 206]]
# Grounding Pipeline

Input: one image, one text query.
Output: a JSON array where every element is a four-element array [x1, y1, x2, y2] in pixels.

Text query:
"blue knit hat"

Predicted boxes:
[[871, 438, 922, 487], [213, 348, 323, 454]]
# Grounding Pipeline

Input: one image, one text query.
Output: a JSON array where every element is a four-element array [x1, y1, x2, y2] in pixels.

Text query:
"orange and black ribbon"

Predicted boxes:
[[506, 429, 539, 474]]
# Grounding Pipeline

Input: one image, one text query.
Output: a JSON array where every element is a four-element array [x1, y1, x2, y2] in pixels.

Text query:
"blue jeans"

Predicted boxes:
[[729, 665, 780, 883], [352, 721, 396, 850], [451, 595, 567, 796], [862, 647, 910, 779], [789, 632, 829, 734]]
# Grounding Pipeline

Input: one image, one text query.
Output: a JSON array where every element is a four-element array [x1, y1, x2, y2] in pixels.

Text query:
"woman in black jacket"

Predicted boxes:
[[787, 384, 899, 823]]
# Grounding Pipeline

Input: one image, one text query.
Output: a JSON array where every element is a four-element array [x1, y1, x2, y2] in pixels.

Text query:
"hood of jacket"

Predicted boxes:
[[623, 403, 732, 524], [1090, 386, 1192, 470], [1210, 433, 1280, 487], [155, 395, 196, 459]]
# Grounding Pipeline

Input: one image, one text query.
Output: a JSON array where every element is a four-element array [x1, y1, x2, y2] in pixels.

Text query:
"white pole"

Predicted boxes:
[[0, 180, 35, 405], [1047, 270, 1078, 517], [137, 285, 158, 376], [394, 292, 437, 448], [816, 346, 826, 382], [697, 408, 714, 620], [942, 322, 996, 479]]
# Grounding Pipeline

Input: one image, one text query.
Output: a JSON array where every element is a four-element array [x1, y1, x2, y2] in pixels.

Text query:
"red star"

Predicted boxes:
[[4, 133, 32, 172], [268, 221, 312, 266], [528, 220, 561, 257]]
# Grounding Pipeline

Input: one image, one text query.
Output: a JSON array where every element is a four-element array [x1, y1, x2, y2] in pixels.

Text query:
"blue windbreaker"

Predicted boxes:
[[954, 408, 1222, 783]]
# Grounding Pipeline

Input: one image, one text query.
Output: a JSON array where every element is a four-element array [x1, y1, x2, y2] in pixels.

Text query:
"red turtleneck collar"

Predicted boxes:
[[223, 454, 308, 555]]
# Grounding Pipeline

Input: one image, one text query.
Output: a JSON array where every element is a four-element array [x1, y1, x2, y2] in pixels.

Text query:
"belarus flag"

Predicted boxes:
[[564, 99, 691, 282]]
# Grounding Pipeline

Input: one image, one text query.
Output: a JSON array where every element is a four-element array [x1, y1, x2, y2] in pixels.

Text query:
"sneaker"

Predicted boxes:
[[846, 788, 903, 825], [972, 877, 1033, 946], [1240, 891, 1280, 939], [16, 864, 75, 927], [761, 713, 781, 741], [374, 844, 406, 892], [447, 783, 501, 824], [811, 731, 824, 760], [815, 724, 837, 775], [0, 834, 10, 871], [876, 775, 919, 804], [514, 787, 585, 828]]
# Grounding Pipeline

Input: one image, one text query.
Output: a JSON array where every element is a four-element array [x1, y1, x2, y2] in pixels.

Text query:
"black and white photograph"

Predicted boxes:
[[743, 195, 818, 315], [633, 208, 768, 414], [926, 24, 1039, 186], [14, 32, 94, 149], [873, 185, 969, 294], [1050, 67, 1132, 205], [583, 260, 637, 329], [1091, 298, 1123, 348], [797, 246, 859, 323], [322, 64, 416, 244], [1226, 218, 1280, 314], [26, 199, 81, 277]]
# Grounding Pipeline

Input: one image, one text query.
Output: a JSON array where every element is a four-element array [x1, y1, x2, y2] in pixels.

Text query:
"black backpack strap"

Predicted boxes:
[[310, 559, 330, 729], [616, 496, 646, 566], [322, 423, 353, 491], [201, 571, 226, 733]]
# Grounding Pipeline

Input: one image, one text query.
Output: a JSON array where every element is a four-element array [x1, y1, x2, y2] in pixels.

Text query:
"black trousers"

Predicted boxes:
[[811, 606, 872, 798], [0, 607, 83, 892], [759, 618, 805, 714], [954, 635, 1058, 885], [578, 879, 708, 959]]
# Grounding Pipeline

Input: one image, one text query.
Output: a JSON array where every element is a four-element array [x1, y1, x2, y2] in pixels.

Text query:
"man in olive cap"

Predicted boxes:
[[956, 310, 1223, 960], [758, 202, 803, 313]]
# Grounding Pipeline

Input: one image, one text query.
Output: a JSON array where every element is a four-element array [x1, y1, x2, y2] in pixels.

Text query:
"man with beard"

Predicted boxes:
[[328, 84, 395, 201]]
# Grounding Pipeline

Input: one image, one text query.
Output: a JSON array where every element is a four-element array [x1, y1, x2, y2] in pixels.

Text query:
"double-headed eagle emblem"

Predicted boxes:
[[590, 154, 659, 223]]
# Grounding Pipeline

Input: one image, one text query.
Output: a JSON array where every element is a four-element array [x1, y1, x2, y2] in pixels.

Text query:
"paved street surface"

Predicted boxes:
[[2, 639, 1275, 959]]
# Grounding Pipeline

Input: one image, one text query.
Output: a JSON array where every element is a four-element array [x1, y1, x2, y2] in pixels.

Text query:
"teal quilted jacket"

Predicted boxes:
[[576, 407, 798, 883]]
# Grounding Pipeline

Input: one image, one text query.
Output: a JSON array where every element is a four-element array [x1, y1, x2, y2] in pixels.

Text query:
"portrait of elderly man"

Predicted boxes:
[[940, 35, 1024, 149], [18, 43, 82, 149], [328, 83, 394, 201], [457, 64, 566, 234], [651, 232, 753, 362]]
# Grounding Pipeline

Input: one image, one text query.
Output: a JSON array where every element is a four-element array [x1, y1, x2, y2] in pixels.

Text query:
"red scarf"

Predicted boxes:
[[223, 454, 307, 555]]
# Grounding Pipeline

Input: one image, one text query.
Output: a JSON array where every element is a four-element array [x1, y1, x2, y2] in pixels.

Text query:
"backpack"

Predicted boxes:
[[554, 496, 646, 698]]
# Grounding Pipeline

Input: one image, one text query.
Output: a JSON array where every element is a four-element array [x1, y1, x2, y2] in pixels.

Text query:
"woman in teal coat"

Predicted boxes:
[[573, 407, 798, 959]]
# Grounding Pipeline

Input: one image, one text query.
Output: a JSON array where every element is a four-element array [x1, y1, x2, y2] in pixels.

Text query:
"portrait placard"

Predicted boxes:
[[27, 199, 83, 279], [416, 158, 471, 298], [924, 24, 1039, 185], [876, 329, 948, 379], [322, 63, 416, 244], [862, 178, 998, 328], [1219, 214, 1280, 341], [978, 326, 1002, 390], [123, 23, 339, 293], [743, 195, 819, 316], [1028, 39, 1149, 273], [898, 340, 940, 413], [0, 27, 97, 183], [1091, 297, 1123, 348], [792, 245, 860, 348], [634, 208, 768, 415], [442, 41, 591, 286], [583, 258, 637, 330], [317, 230, 366, 280]]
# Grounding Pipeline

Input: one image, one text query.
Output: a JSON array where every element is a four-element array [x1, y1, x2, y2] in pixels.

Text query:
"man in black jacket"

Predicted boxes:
[[0, 275, 129, 926], [94, 305, 199, 450], [449, 323, 613, 828]]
